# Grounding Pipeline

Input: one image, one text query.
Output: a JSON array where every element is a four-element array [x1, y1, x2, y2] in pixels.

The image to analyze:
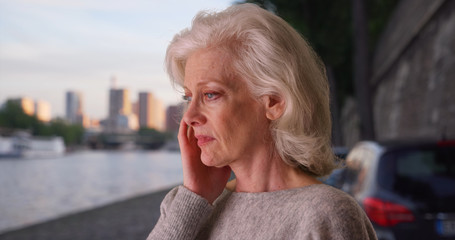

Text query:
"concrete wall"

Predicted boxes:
[[371, 0, 455, 141]]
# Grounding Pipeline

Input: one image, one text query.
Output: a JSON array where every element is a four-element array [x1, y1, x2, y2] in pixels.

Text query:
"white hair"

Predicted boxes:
[[165, 3, 336, 177]]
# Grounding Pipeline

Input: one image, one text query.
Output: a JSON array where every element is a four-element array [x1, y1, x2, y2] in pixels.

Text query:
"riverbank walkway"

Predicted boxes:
[[0, 187, 173, 240]]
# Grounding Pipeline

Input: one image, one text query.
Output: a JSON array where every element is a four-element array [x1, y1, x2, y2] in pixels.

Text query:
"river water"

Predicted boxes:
[[0, 150, 183, 234]]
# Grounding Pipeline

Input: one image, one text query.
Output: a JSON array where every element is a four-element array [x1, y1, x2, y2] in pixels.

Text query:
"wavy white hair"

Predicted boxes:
[[165, 3, 336, 177]]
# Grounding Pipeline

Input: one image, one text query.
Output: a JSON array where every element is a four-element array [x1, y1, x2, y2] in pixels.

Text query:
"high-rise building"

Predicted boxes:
[[132, 101, 139, 117], [138, 92, 153, 128], [138, 92, 165, 131], [152, 98, 165, 131], [35, 100, 51, 122], [108, 87, 136, 132], [109, 88, 131, 118], [166, 104, 183, 133], [66, 91, 83, 124]]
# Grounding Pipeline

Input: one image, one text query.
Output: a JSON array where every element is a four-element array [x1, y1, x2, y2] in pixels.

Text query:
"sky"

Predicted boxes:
[[0, 0, 234, 120]]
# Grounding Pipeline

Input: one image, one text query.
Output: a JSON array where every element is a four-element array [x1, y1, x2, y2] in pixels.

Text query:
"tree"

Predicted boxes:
[[0, 100, 84, 145], [352, 0, 374, 139], [48, 118, 84, 145], [0, 100, 39, 130]]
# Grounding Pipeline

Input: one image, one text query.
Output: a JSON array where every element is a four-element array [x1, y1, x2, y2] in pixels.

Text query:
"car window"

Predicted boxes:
[[397, 151, 446, 177], [378, 146, 455, 200]]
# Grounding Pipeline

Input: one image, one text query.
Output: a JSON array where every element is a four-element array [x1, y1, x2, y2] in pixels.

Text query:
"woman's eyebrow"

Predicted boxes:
[[195, 79, 231, 88]]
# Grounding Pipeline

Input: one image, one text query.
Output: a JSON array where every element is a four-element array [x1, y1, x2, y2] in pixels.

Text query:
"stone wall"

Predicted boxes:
[[371, 0, 455, 141], [340, 97, 361, 148]]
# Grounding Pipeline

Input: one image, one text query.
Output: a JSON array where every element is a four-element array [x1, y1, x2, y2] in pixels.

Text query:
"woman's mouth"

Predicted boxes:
[[195, 135, 215, 146]]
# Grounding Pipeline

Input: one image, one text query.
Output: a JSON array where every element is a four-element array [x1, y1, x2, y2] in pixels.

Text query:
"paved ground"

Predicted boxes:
[[0, 187, 173, 240]]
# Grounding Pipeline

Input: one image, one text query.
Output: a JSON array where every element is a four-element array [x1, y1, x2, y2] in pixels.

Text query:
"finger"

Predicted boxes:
[[186, 124, 197, 145], [178, 118, 187, 141], [178, 119, 200, 162], [178, 119, 192, 151]]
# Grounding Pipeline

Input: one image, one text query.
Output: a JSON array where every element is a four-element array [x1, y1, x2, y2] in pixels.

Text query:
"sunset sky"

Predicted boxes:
[[0, 0, 233, 120]]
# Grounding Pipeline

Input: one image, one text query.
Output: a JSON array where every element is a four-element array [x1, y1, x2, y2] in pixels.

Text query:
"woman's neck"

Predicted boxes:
[[229, 150, 320, 193]]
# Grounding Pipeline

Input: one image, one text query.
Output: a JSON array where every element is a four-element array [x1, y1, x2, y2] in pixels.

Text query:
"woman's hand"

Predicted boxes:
[[178, 119, 231, 204]]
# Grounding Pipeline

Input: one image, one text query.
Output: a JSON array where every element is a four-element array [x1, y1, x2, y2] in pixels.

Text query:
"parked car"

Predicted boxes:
[[342, 140, 455, 240]]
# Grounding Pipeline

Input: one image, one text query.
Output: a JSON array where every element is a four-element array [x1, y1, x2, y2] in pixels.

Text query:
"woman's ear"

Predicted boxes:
[[263, 95, 285, 120]]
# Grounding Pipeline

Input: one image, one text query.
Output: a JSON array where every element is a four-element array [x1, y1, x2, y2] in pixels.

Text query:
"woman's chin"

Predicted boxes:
[[200, 152, 213, 165], [200, 152, 223, 167]]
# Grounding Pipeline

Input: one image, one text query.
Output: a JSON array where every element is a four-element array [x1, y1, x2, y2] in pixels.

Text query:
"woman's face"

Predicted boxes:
[[182, 48, 271, 168]]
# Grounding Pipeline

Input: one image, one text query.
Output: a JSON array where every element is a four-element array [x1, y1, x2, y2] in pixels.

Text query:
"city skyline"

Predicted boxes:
[[0, 0, 233, 119], [2, 85, 169, 122]]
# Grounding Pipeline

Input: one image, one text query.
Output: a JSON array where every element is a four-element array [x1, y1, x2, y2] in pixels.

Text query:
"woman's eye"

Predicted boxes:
[[204, 92, 219, 100], [182, 95, 192, 102]]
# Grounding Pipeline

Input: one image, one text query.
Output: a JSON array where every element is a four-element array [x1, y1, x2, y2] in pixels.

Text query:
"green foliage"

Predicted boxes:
[[137, 127, 167, 142], [136, 127, 169, 149], [0, 100, 84, 145], [47, 118, 84, 145], [0, 101, 38, 129], [367, 0, 399, 50]]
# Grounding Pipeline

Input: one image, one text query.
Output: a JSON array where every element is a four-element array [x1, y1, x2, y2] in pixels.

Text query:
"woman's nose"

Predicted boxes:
[[183, 101, 206, 127]]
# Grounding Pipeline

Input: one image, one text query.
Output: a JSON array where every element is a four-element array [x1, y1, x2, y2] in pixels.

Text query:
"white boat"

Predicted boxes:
[[0, 134, 65, 158], [0, 136, 21, 158]]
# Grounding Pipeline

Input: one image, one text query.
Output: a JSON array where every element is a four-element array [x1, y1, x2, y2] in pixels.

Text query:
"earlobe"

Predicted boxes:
[[264, 95, 285, 120]]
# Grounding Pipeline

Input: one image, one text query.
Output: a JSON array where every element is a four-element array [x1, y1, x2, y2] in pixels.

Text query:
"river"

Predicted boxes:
[[0, 150, 183, 234]]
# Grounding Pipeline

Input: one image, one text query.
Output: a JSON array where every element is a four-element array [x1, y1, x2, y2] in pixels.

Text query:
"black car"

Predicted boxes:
[[341, 140, 455, 240]]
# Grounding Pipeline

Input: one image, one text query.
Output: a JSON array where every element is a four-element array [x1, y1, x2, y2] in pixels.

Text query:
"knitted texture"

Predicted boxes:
[[147, 184, 377, 240]]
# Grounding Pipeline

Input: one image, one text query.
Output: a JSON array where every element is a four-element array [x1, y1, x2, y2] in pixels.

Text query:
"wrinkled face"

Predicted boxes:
[[182, 48, 271, 167]]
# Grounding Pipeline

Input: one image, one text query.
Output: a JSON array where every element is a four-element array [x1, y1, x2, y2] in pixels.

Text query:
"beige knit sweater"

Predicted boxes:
[[147, 184, 377, 240]]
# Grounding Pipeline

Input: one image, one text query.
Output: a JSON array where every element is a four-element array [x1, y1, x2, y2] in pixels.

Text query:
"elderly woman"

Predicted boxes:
[[148, 3, 376, 240]]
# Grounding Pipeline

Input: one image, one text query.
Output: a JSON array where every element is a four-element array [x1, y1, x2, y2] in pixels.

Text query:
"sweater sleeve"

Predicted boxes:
[[325, 199, 377, 240], [306, 193, 378, 240], [296, 186, 378, 240], [146, 185, 213, 240]]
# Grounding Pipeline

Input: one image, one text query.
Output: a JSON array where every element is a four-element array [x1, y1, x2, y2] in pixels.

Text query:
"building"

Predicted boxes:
[[81, 113, 91, 128], [151, 98, 165, 131], [9, 98, 51, 122], [138, 92, 153, 128], [35, 100, 51, 122], [108, 87, 137, 132], [117, 113, 139, 131], [132, 101, 139, 117], [66, 91, 83, 125], [138, 92, 165, 131], [341, 0, 455, 146], [166, 104, 183, 133], [109, 88, 131, 117]]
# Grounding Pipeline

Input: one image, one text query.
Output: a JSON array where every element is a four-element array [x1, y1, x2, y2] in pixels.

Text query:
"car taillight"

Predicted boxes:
[[363, 197, 415, 227], [437, 140, 455, 147]]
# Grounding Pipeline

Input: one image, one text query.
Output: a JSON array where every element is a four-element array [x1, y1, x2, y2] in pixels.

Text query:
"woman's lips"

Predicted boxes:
[[195, 135, 215, 146]]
